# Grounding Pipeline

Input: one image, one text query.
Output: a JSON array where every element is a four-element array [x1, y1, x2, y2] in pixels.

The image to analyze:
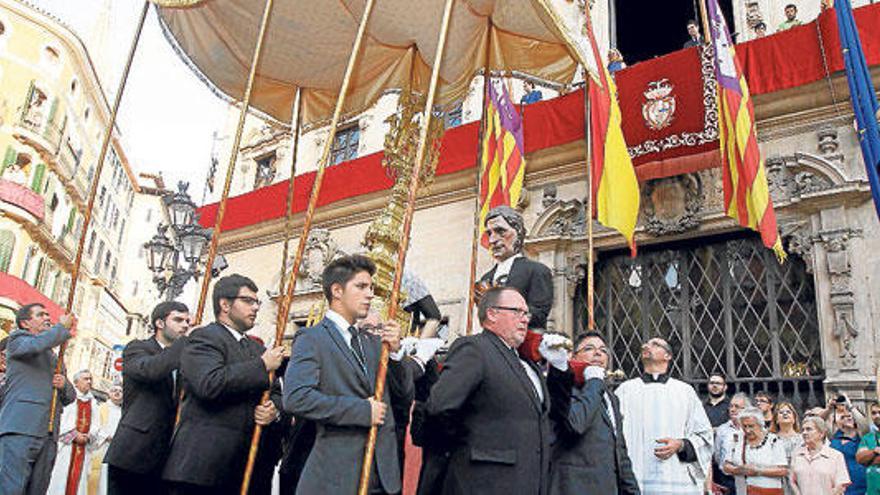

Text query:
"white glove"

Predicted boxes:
[[414, 338, 444, 365], [390, 336, 419, 361], [583, 365, 606, 381], [538, 334, 570, 371]]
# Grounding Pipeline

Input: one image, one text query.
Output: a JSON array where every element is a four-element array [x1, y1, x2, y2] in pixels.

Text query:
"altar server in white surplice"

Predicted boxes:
[[615, 337, 713, 495]]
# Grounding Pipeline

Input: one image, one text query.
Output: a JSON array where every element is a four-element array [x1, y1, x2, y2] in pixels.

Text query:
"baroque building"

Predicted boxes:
[[0, 0, 164, 392], [192, 0, 878, 409]]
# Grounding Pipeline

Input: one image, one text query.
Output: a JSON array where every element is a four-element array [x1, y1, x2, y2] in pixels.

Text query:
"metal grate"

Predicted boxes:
[[578, 235, 824, 410]]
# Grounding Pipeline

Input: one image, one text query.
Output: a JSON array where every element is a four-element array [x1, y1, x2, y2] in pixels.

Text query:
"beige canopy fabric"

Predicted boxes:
[[154, 0, 599, 125]]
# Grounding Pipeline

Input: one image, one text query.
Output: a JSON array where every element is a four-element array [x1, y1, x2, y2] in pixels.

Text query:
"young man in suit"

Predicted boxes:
[[477, 206, 552, 331], [104, 300, 191, 495], [162, 275, 285, 495], [424, 286, 552, 495], [544, 331, 640, 495], [0, 303, 77, 495], [284, 254, 410, 495]]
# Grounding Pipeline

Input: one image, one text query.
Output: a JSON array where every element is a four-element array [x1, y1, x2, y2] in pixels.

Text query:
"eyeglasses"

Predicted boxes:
[[755, 398, 771, 404], [575, 344, 608, 355], [491, 306, 531, 320], [708, 381, 726, 386], [234, 296, 262, 307]]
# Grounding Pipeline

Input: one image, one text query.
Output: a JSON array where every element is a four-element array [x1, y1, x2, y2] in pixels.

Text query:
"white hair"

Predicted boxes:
[[737, 406, 766, 429], [73, 369, 91, 382], [731, 392, 752, 407], [802, 416, 828, 438]]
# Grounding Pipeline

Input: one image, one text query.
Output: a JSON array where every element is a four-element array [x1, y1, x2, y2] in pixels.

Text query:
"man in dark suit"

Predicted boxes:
[[478, 206, 552, 330], [683, 20, 704, 48], [424, 286, 551, 495], [544, 331, 639, 495], [284, 254, 410, 495], [0, 303, 76, 495], [104, 300, 191, 495], [162, 274, 285, 495]]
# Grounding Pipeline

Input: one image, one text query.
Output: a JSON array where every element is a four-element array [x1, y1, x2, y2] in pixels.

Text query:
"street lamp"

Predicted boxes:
[[144, 181, 226, 301]]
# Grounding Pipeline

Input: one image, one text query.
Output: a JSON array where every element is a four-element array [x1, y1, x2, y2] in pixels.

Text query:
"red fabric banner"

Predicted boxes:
[[198, 4, 880, 233]]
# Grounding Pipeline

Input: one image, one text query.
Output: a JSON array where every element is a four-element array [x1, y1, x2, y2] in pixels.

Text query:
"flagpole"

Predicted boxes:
[[49, 0, 149, 433], [242, 0, 379, 491], [278, 89, 304, 296], [698, 0, 711, 45], [358, 0, 456, 492], [192, 0, 275, 327], [465, 22, 493, 336], [583, 78, 595, 331]]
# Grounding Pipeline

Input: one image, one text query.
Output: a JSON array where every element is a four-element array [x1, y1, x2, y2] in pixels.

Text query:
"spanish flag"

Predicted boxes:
[[584, 9, 640, 254], [706, 0, 786, 260], [479, 82, 526, 244]]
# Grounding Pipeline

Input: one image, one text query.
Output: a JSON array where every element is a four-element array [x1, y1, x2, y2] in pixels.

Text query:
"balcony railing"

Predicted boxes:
[[15, 107, 61, 156]]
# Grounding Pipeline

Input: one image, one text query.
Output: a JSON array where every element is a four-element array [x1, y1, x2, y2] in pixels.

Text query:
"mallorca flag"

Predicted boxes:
[[706, 0, 786, 260], [584, 8, 640, 254], [479, 82, 525, 244]]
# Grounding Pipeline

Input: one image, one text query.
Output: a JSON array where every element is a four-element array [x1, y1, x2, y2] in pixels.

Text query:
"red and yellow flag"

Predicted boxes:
[[584, 10, 640, 254], [707, 0, 785, 260], [479, 82, 526, 244]]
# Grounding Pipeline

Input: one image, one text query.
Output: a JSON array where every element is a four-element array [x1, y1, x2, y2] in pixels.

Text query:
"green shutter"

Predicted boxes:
[[67, 208, 76, 230], [0, 230, 14, 273], [20, 81, 35, 122], [47, 97, 58, 124], [1, 146, 16, 177], [30, 163, 46, 192]]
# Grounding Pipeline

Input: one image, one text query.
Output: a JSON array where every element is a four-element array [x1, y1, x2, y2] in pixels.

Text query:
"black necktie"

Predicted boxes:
[[348, 326, 367, 373]]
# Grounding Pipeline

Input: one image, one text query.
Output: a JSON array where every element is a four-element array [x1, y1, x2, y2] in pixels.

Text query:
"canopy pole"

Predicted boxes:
[[49, 0, 149, 433], [172, 0, 276, 431], [193, 0, 275, 327], [464, 23, 493, 336], [357, 0, 456, 493], [241, 0, 379, 492], [278, 89, 304, 296]]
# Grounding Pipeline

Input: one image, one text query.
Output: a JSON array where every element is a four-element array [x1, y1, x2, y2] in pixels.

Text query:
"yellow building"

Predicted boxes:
[[0, 0, 159, 391]]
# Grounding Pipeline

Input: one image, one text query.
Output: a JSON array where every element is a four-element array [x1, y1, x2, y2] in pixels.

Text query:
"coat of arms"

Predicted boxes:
[[641, 79, 676, 131]]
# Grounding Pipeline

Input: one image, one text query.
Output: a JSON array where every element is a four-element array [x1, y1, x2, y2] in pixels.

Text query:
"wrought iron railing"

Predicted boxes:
[[577, 235, 825, 409]]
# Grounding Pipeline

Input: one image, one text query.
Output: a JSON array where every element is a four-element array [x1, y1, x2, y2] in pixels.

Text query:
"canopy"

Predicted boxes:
[[153, 0, 599, 125]]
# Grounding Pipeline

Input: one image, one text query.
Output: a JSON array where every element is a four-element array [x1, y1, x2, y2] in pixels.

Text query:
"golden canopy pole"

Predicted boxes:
[[358, 0, 456, 492], [192, 0, 275, 327], [278, 89, 304, 295], [464, 23, 493, 337], [173, 0, 275, 430], [240, 1, 379, 492], [49, 0, 150, 432]]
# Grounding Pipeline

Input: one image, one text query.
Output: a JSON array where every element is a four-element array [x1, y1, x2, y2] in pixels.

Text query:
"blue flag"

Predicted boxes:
[[836, 0, 880, 219]]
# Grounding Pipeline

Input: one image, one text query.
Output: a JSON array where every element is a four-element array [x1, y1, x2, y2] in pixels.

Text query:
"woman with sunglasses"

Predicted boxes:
[[771, 402, 803, 495]]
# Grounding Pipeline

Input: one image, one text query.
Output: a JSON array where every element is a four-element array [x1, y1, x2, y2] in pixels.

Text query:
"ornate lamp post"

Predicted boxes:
[[144, 182, 225, 301]]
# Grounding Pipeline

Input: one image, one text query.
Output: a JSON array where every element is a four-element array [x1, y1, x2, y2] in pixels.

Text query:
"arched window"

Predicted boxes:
[[0, 21, 6, 36], [0, 230, 14, 273]]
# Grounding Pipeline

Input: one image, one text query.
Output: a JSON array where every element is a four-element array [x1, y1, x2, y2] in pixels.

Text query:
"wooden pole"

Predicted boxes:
[[192, 0, 275, 327], [240, 0, 379, 492], [278, 89, 304, 296], [464, 23, 493, 336], [357, 0, 456, 492], [583, 80, 595, 331], [698, 0, 711, 46], [49, 0, 149, 432]]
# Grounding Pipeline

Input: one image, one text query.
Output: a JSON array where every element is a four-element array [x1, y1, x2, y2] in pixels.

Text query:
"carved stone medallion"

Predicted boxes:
[[641, 174, 702, 236]]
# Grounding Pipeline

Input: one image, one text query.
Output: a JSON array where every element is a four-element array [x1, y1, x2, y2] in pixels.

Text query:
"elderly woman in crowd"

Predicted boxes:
[[791, 416, 851, 495], [723, 406, 788, 494], [830, 404, 868, 494], [772, 402, 803, 494]]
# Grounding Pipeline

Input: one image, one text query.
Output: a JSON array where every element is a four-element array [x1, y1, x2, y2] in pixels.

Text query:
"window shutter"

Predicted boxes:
[[31, 163, 46, 192]]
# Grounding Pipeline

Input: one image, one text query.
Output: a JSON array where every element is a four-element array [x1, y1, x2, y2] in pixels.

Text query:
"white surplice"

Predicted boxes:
[[616, 376, 714, 494], [94, 401, 121, 494], [46, 391, 101, 495]]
